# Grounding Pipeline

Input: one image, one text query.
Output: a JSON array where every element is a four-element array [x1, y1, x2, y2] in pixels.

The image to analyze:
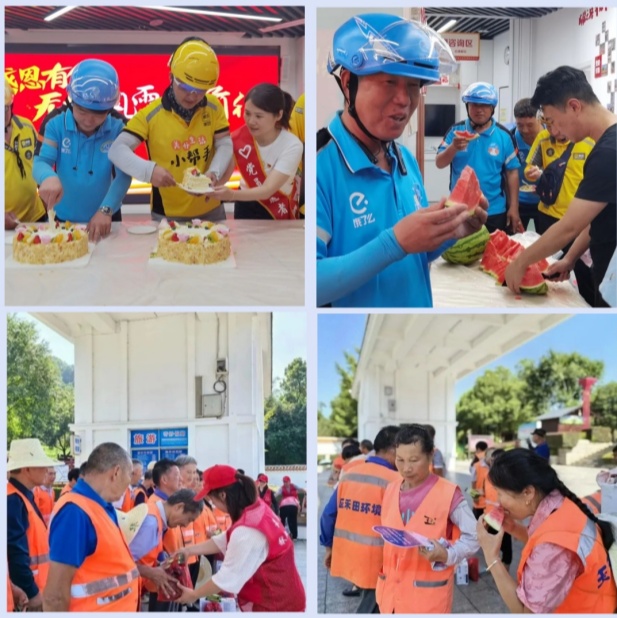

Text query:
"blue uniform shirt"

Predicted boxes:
[[534, 442, 551, 460], [514, 129, 540, 211], [49, 478, 120, 568], [438, 118, 520, 216], [34, 106, 132, 222], [317, 113, 453, 308], [319, 455, 396, 547]]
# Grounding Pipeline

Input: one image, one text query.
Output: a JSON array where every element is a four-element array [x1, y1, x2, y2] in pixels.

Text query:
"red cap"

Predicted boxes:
[[194, 464, 237, 501], [257, 473, 268, 482], [283, 475, 291, 482]]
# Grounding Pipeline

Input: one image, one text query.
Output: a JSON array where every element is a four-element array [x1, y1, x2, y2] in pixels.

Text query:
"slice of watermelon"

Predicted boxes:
[[445, 166, 482, 215], [484, 505, 505, 534], [454, 130, 480, 141]]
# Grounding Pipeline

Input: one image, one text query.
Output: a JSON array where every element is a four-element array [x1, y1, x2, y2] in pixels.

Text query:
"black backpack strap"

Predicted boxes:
[[317, 127, 332, 151]]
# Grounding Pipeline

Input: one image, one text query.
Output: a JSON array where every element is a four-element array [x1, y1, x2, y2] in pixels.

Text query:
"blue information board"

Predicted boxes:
[[160, 448, 188, 460], [160, 428, 189, 448], [131, 449, 159, 468], [130, 429, 160, 449]]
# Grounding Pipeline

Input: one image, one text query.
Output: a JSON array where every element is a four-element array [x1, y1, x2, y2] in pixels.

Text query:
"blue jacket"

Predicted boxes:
[[34, 105, 132, 221], [514, 129, 540, 209], [317, 113, 453, 308], [438, 118, 520, 216]]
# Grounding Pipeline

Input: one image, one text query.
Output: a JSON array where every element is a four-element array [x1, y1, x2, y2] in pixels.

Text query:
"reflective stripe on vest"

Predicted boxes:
[[414, 579, 449, 588], [71, 567, 139, 599], [30, 554, 50, 566], [575, 517, 597, 567], [583, 493, 601, 513], [333, 529, 384, 546], [342, 472, 392, 488]]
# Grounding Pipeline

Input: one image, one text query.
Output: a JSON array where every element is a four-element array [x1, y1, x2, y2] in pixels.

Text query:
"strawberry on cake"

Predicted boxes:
[[13, 222, 88, 265], [156, 219, 231, 265]]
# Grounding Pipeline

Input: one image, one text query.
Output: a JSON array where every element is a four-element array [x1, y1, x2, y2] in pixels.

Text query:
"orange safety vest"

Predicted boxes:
[[138, 501, 165, 593], [472, 460, 489, 510], [130, 485, 148, 509], [331, 461, 400, 589], [33, 486, 55, 526], [582, 490, 601, 515], [7, 575, 14, 612], [483, 476, 499, 508], [7, 483, 50, 591], [339, 456, 366, 480], [518, 497, 617, 613], [180, 522, 197, 565], [52, 492, 139, 611], [148, 493, 184, 556], [213, 507, 231, 532], [376, 477, 460, 614], [119, 487, 132, 513], [59, 483, 72, 497]]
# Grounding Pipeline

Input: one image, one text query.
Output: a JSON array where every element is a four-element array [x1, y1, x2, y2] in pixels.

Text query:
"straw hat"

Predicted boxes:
[[116, 504, 149, 545], [7, 439, 61, 472], [147, 461, 157, 471], [195, 555, 213, 589]]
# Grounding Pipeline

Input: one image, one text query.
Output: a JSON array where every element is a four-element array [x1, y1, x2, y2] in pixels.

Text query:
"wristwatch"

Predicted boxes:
[[98, 206, 113, 216]]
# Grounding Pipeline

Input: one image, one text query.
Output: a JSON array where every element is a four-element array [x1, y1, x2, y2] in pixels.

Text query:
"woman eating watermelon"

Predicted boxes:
[[476, 449, 616, 613]]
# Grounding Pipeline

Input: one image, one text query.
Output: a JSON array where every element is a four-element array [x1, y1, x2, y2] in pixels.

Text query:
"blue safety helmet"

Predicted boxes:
[[67, 59, 120, 112], [328, 14, 456, 86], [462, 82, 499, 107]]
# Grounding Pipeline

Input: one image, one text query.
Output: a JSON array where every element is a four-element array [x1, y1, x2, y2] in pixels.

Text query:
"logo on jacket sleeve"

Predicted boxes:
[[349, 192, 375, 228], [61, 137, 71, 154]]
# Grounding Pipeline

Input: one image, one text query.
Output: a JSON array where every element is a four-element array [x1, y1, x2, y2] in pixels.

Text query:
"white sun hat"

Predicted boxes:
[[7, 439, 61, 472], [196, 555, 213, 589], [116, 504, 149, 545]]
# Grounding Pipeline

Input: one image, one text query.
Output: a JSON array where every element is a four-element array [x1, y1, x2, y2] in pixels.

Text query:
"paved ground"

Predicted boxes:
[[317, 461, 601, 613]]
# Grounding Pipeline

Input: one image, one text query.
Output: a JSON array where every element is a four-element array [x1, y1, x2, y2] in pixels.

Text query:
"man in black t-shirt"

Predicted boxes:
[[504, 66, 616, 307]]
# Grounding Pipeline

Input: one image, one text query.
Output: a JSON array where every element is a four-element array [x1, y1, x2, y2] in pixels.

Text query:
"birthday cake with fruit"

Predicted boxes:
[[13, 222, 89, 264], [182, 167, 213, 193], [156, 219, 231, 265]]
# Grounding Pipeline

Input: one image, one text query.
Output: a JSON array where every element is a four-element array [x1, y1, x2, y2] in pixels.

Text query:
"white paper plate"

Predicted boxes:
[[127, 225, 157, 235], [177, 182, 215, 196]]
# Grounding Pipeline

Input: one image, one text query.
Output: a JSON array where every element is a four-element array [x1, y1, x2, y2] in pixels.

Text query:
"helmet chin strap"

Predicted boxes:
[[334, 72, 389, 158], [466, 103, 494, 130]]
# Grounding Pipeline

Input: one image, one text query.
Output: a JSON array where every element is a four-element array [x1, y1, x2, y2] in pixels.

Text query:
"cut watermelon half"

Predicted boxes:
[[445, 166, 482, 216], [484, 505, 505, 534], [454, 130, 480, 141]]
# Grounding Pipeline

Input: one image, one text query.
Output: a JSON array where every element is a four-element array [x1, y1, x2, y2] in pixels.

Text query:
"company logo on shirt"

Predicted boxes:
[[488, 144, 500, 157], [573, 152, 586, 160], [100, 140, 113, 153], [412, 184, 423, 210], [61, 137, 71, 154], [349, 192, 375, 228], [20, 138, 32, 148]]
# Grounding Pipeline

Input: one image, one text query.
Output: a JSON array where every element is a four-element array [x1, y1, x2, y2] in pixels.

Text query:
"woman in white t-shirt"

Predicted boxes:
[[214, 83, 303, 220], [176, 465, 305, 612]]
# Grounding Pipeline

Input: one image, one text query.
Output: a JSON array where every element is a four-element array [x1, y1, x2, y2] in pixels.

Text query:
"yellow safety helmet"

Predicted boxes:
[[169, 39, 219, 89], [5, 77, 15, 106]]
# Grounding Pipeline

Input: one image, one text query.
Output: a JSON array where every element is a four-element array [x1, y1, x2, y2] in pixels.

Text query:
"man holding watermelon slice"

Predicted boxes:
[[436, 82, 522, 234], [317, 14, 489, 308], [505, 66, 616, 307]]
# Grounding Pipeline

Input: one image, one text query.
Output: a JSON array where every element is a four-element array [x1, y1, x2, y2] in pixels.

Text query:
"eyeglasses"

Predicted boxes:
[[173, 76, 206, 96]]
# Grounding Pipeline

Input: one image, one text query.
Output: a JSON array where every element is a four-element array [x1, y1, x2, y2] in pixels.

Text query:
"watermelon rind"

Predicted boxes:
[[442, 226, 490, 265]]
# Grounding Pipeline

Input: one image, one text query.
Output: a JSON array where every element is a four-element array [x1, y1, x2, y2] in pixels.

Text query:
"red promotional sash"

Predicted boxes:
[[231, 125, 300, 220]]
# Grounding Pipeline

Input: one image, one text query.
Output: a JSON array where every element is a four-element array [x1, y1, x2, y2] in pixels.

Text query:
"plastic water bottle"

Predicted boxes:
[[456, 559, 469, 585]]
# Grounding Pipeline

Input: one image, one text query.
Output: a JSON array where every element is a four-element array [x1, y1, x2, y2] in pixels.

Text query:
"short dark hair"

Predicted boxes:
[[167, 489, 205, 515], [152, 459, 178, 487], [144, 470, 153, 481], [532, 428, 547, 438], [424, 424, 436, 440], [209, 472, 257, 523], [131, 459, 143, 468], [395, 424, 433, 455], [342, 437, 359, 448], [360, 439, 373, 451], [373, 425, 399, 453], [513, 97, 538, 119], [531, 66, 600, 109], [342, 444, 361, 461], [82, 443, 131, 475], [245, 83, 294, 129], [475, 441, 489, 452], [68, 468, 80, 482]]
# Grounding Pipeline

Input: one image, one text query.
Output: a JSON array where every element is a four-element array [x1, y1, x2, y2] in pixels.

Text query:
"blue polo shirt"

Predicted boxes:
[[438, 118, 520, 216], [317, 112, 453, 308], [49, 478, 120, 568], [514, 129, 540, 211], [33, 105, 132, 222]]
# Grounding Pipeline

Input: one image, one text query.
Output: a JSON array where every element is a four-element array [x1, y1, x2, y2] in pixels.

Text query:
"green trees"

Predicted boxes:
[[264, 358, 306, 465], [325, 351, 358, 438], [7, 314, 74, 457], [591, 382, 617, 439]]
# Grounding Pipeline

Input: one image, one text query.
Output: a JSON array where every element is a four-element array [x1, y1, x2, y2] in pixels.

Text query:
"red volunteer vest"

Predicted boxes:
[[231, 125, 301, 220], [518, 497, 617, 613], [227, 500, 305, 612], [7, 483, 50, 592], [376, 476, 460, 614], [52, 492, 139, 611]]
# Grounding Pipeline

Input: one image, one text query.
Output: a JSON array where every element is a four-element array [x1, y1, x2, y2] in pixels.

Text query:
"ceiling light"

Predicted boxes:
[[437, 19, 458, 34], [145, 6, 282, 23], [44, 6, 78, 22]]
